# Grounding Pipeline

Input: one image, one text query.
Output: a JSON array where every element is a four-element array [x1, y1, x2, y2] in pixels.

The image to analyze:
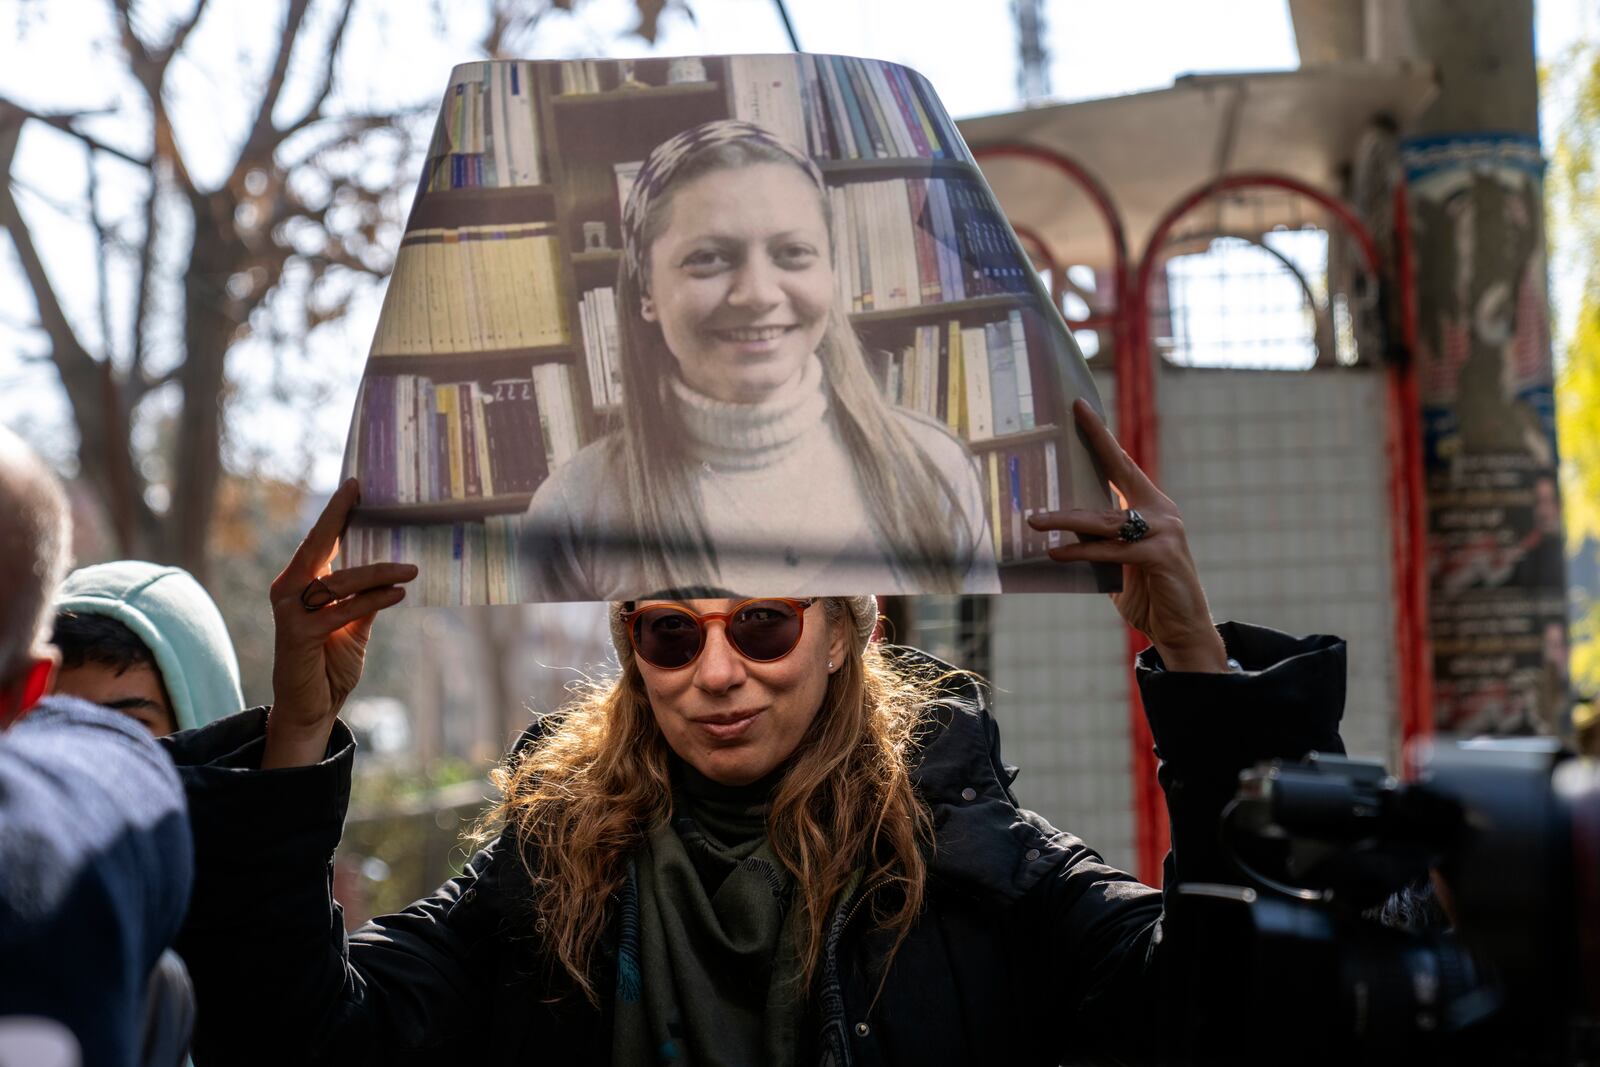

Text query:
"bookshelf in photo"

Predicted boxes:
[[344, 55, 1076, 602]]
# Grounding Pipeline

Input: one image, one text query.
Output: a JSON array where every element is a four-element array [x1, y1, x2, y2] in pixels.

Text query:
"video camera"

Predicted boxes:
[[1165, 738, 1599, 1065]]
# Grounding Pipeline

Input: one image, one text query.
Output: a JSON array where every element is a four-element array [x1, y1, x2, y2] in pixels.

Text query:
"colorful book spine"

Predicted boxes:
[[961, 325, 993, 440], [861, 60, 913, 157], [1010, 310, 1037, 430], [985, 320, 1021, 437], [355, 372, 557, 505], [422, 64, 545, 192], [834, 177, 1036, 310], [843, 58, 889, 157], [816, 57, 859, 159], [828, 56, 875, 161], [968, 439, 1062, 562], [882, 65, 931, 157]]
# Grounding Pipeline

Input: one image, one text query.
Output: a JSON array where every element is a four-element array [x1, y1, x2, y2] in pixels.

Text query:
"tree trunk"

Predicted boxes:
[[170, 195, 240, 581]]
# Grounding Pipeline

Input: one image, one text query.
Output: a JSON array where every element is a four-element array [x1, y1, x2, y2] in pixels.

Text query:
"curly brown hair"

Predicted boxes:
[[480, 598, 940, 1004]]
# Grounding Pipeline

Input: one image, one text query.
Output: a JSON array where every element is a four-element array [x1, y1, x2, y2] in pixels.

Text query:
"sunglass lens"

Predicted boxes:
[[634, 608, 703, 668], [729, 600, 804, 661]]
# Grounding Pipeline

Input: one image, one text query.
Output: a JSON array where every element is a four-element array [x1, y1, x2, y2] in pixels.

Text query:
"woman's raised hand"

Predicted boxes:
[[263, 479, 417, 768], [1029, 399, 1230, 673]]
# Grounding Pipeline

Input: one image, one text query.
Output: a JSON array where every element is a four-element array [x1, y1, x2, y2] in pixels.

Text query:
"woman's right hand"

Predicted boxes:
[[263, 479, 417, 769]]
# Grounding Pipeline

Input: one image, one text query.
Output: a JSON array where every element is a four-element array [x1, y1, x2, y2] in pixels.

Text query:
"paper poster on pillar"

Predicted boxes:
[[337, 55, 1114, 606], [1404, 132, 1568, 736]]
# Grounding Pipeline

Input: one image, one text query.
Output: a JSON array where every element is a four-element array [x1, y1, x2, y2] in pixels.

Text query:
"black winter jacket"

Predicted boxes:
[[164, 623, 1346, 1065]]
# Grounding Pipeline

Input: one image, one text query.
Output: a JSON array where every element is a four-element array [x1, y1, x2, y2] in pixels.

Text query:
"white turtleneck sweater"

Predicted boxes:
[[521, 356, 999, 600]]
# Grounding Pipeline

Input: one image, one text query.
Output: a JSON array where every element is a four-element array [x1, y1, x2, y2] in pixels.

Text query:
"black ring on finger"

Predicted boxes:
[[1117, 508, 1150, 544], [300, 576, 337, 612]]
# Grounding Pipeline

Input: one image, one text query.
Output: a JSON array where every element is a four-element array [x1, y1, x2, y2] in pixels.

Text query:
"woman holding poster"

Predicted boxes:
[[521, 120, 1000, 600], [163, 394, 1352, 1064]]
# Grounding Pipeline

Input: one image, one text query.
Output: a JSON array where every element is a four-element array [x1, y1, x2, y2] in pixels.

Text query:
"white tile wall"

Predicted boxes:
[[984, 368, 1402, 878], [1160, 368, 1399, 767]]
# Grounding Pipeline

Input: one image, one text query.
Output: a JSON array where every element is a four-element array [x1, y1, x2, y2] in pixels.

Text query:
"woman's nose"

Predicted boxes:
[[693, 622, 746, 693], [726, 256, 783, 309]]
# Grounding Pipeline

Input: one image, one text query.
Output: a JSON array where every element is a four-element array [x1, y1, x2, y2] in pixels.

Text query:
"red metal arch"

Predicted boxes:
[[972, 144, 1180, 883], [1125, 172, 1429, 885], [1010, 223, 1063, 308]]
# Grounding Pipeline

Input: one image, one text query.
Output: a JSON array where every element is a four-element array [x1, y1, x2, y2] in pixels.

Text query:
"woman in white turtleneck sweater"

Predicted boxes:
[[522, 121, 999, 601]]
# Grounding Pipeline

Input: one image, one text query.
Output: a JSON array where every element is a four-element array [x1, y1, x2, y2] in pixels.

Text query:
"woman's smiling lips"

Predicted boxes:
[[710, 324, 799, 351], [692, 708, 765, 740]]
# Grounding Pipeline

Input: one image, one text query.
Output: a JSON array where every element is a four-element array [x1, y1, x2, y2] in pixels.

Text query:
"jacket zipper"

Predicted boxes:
[[842, 878, 892, 934]]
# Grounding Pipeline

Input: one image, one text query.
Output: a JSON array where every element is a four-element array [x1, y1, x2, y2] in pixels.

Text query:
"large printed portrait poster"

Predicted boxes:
[[340, 55, 1113, 605]]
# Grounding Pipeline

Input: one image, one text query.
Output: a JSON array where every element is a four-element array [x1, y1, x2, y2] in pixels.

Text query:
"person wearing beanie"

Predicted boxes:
[[51, 561, 246, 736], [160, 393, 1351, 1066]]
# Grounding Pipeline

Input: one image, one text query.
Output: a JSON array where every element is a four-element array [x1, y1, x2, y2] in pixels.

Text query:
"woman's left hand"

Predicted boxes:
[[1028, 398, 1231, 672]]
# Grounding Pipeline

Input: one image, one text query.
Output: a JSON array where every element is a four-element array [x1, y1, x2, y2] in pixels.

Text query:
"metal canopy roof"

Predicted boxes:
[[956, 60, 1438, 273]]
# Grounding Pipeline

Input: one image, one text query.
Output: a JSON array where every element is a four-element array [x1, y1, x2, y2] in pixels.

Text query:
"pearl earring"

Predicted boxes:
[[827, 660, 835, 671]]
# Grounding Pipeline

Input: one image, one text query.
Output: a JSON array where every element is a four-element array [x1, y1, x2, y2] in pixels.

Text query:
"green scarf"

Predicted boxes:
[[611, 761, 807, 1066]]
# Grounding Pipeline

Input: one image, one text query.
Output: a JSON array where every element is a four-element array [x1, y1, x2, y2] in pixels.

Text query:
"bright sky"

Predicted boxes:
[[0, 0, 1589, 491]]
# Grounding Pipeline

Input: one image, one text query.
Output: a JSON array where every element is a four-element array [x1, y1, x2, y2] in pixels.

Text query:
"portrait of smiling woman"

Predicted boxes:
[[521, 120, 1000, 601]]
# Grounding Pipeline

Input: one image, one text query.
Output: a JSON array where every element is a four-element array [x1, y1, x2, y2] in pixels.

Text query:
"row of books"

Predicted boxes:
[[421, 63, 546, 193], [729, 55, 964, 162], [980, 438, 1063, 564], [578, 287, 623, 409], [831, 177, 1031, 313], [343, 517, 524, 606], [371, 224, 571, 356], [352, 367, 582, 505], [558, 60, 606, 95], [870, 311, 1046, 441]]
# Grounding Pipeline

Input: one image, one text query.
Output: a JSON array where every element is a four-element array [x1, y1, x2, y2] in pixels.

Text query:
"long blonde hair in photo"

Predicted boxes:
[[611, 125, 971, 592]]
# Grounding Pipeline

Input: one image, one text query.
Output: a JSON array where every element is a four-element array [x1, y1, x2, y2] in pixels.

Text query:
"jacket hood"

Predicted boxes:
[[55, 561, 245, 731]]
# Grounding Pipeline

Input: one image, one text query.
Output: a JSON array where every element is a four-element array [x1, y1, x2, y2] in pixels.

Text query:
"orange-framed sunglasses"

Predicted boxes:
[[621, 597, 819, 670]]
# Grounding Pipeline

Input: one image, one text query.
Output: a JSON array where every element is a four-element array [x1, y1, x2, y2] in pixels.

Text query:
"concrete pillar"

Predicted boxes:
[[1400, 0, 1568, 735]]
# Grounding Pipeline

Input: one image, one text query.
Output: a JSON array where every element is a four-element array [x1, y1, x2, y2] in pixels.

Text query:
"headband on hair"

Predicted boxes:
[[621, 119, 826, 289], [609, 595, 878, 664]]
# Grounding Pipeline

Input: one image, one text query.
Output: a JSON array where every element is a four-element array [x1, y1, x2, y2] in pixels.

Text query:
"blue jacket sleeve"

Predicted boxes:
[[0, 695, 193, 1067]]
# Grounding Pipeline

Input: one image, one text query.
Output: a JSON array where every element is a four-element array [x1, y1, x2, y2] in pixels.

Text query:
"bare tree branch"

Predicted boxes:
[[279, 0, 359, 140], [0, 102, 152, 168], [110, 0, 201, 196], [479, 0, 553, 58], [1, 105, 155, 548], [129, 160, 161, 381], [278, 109, 421, 169], [86, 142, 118, 368], [142, 365, 182, 392], [161, 0, 213, 61], [109, 0, 157, 69], [230, 0, 313, 186], [1, 109, 97, 389]]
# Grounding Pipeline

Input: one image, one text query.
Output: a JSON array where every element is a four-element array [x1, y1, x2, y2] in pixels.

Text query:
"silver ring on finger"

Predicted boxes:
[[300, 576, 337, 612], [1117, 508, 1150, 544]]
